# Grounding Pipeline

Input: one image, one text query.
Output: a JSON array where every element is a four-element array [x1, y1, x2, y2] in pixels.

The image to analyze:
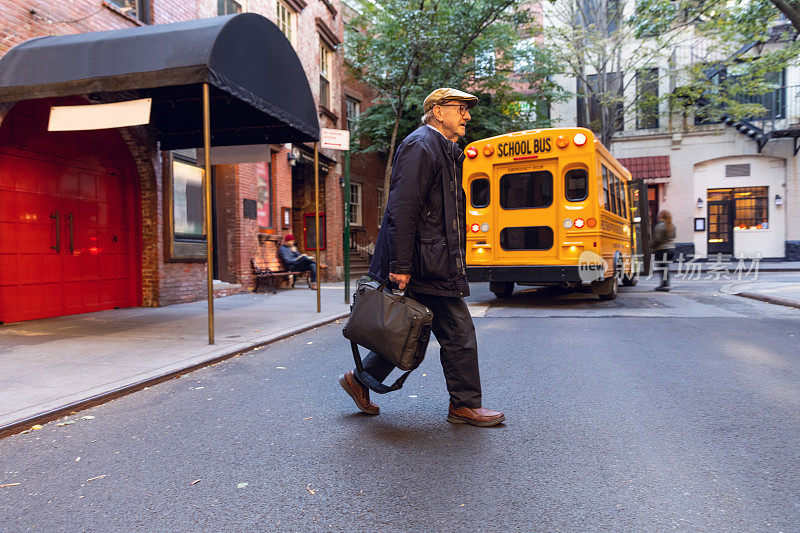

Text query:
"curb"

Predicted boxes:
[[734, 292, 800, 310], [0, 312, 350, 440]]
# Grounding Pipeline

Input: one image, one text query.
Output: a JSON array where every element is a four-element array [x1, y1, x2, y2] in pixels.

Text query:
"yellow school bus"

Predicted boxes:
[[462, 127, 650, 300]]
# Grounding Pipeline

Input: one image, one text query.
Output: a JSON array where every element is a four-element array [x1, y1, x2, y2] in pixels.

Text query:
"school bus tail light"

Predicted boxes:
[[483, 144, 494, 156], [563, 218, 574, 229], [556, 135, 569, 149], [574, 218, 585, 228], [586, 217, 597, 228], [465, 147, 478, 158], [573, 133, 587, 146]]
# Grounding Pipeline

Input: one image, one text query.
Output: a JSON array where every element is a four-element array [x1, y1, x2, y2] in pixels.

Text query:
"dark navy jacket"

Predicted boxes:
[[368, 125, 469, 298], [278, 245, 300, 267]]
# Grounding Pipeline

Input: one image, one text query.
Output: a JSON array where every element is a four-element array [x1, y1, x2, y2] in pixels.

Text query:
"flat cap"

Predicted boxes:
[[423, 88, 478, 113]]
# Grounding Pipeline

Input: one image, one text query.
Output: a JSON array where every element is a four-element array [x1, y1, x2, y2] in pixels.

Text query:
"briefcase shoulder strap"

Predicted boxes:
[[350, 341, 411, 394]]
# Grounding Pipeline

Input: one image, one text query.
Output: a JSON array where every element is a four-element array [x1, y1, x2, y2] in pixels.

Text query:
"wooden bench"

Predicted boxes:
[[251, 257, 311, 294]]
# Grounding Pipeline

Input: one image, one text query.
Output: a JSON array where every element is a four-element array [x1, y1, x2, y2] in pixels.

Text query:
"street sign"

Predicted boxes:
[[320, 128, 350, 150]]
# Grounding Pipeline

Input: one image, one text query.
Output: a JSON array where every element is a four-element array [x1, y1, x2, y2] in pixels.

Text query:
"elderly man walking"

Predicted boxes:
[[339, 88, 505, 427]]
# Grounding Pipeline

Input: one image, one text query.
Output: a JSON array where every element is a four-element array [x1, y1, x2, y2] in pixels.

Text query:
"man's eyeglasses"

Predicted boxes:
[[438, 103, 469, 116]]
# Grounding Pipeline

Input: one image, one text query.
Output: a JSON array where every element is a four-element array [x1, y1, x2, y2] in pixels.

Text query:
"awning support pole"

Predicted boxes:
[[314, 142, 321, 313], [203, 83, 215, 344]]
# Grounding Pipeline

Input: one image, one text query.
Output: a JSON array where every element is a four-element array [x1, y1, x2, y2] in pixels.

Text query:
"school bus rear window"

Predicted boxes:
[[471, 178, 490, 208], [499, 171, 553, 209], [565, 168, 588, 201], [499, 226, 554, 251]]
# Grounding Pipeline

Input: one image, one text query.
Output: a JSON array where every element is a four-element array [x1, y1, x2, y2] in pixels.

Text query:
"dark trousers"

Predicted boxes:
[[288, 256, 317, 282], [654, 249, 674, 287], [357, 292, 482, 408]]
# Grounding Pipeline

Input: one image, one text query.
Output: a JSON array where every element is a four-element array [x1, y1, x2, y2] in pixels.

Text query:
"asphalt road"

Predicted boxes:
[[1, 275, 799, 531]]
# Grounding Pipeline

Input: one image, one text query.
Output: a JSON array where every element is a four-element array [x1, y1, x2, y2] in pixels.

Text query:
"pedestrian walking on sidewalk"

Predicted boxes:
[[278, 234, 320, 290], [339, 88, 505, 427], [652, 210, 676, 292]]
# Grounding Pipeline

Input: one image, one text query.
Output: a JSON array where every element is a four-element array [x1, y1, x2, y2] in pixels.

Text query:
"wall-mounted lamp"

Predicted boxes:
[[287, 150, 297, 167], [775, 194, 783, 206], [696, 197, 704, 209]]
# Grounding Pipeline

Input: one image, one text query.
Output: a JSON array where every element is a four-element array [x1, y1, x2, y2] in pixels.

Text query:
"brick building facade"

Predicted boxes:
[[0, 0, 346, 323]]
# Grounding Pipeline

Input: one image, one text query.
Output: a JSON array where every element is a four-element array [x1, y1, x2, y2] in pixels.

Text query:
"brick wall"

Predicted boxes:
[[0, 0, 348, 308]]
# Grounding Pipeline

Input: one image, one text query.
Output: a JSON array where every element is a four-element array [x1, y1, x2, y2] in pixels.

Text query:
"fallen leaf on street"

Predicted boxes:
[[86, 475, 106, 482], [81, 416, 95, 420], [302, 417, 313, 421], [57, 420, 76, 426], [75, 457, 80, 462], [306, 484, 317, 495], [31, 425, 43, 430], [0, 483, 21, 488], [254, 329, 261, 332], [237, 482, 249, 488], [190, 479, 201, 485], [307, 342, 314, 345], [275, 367, 286, 370]]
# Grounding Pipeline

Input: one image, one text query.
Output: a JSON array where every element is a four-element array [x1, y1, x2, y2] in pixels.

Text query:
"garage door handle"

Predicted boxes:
[[68, 213, 74, 254], [51, 211, 60, 253]]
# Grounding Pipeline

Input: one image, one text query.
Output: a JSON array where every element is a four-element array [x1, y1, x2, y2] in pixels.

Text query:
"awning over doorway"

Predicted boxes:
[[618, 156, 671, 184], [0, 13, 320, 148]]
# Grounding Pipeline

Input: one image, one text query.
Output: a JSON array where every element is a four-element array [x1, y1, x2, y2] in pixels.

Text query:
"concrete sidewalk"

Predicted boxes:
[[724, 280, 800, 309], [668, 260, 800, 273], [0, 284, 352, 436]]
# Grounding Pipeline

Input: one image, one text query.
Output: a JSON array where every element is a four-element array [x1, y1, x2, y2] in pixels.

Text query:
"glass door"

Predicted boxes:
[[628, 178, 651, 274], [707, 189, 734, 256]]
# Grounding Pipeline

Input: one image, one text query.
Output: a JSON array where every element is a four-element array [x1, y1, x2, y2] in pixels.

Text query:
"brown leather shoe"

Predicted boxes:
[[339, 371, 379, 415], [447, 404, 505, 427]]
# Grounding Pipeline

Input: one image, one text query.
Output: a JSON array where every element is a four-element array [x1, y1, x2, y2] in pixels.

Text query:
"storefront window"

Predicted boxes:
[[734, 187, 769, 229], [257, 162, 273, 229], [707, 187, 770, 230]]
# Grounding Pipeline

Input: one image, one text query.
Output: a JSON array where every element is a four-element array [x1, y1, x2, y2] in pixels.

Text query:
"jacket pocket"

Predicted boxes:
[[415, 236, 450, 280]]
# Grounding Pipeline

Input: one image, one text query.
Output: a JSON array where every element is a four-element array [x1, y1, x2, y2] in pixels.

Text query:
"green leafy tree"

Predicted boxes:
[[544, 0, 690, 145], [629, 0, 799, 125], [344, 0, 565, 203]]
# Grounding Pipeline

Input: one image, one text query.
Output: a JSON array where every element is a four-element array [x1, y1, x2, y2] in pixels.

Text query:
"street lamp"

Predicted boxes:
[[775, 194, 783, 206], [696, 197, 704, 209]]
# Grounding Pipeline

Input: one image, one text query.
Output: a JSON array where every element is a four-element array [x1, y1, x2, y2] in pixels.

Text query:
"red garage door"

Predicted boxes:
[[0, 100, 140, 323]]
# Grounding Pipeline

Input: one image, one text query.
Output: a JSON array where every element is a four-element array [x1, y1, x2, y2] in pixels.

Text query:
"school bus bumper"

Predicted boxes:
[[467, 266, 586, 284]]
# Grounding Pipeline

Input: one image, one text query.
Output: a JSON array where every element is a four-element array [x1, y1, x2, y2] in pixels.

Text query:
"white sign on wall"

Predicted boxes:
[[48, 98, 152, 131], [320, 128, 350, 150]]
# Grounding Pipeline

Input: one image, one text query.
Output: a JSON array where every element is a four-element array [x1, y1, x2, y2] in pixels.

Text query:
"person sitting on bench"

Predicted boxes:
[[278, 234, 319, 290]]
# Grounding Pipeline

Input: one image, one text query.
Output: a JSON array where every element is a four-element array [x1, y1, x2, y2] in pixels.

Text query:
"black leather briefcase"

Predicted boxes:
[[342, 278, 432, 393]]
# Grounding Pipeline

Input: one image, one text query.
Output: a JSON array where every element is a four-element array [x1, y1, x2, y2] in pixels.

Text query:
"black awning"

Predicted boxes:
[[0, 14, 319, 148]]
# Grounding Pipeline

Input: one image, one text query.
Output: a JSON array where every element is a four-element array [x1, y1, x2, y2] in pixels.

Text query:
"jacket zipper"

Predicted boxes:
[[452, 144, 465, 277]]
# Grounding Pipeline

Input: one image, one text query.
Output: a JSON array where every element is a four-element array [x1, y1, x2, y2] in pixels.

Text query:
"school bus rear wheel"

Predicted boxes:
[[593, 275, 618, 300], [490, 281, 514, 298]]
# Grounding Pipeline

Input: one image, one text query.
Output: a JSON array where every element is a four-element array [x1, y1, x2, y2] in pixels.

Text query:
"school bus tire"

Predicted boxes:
[[595, 274, 618, 300], [490, 281, 514, 298]]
